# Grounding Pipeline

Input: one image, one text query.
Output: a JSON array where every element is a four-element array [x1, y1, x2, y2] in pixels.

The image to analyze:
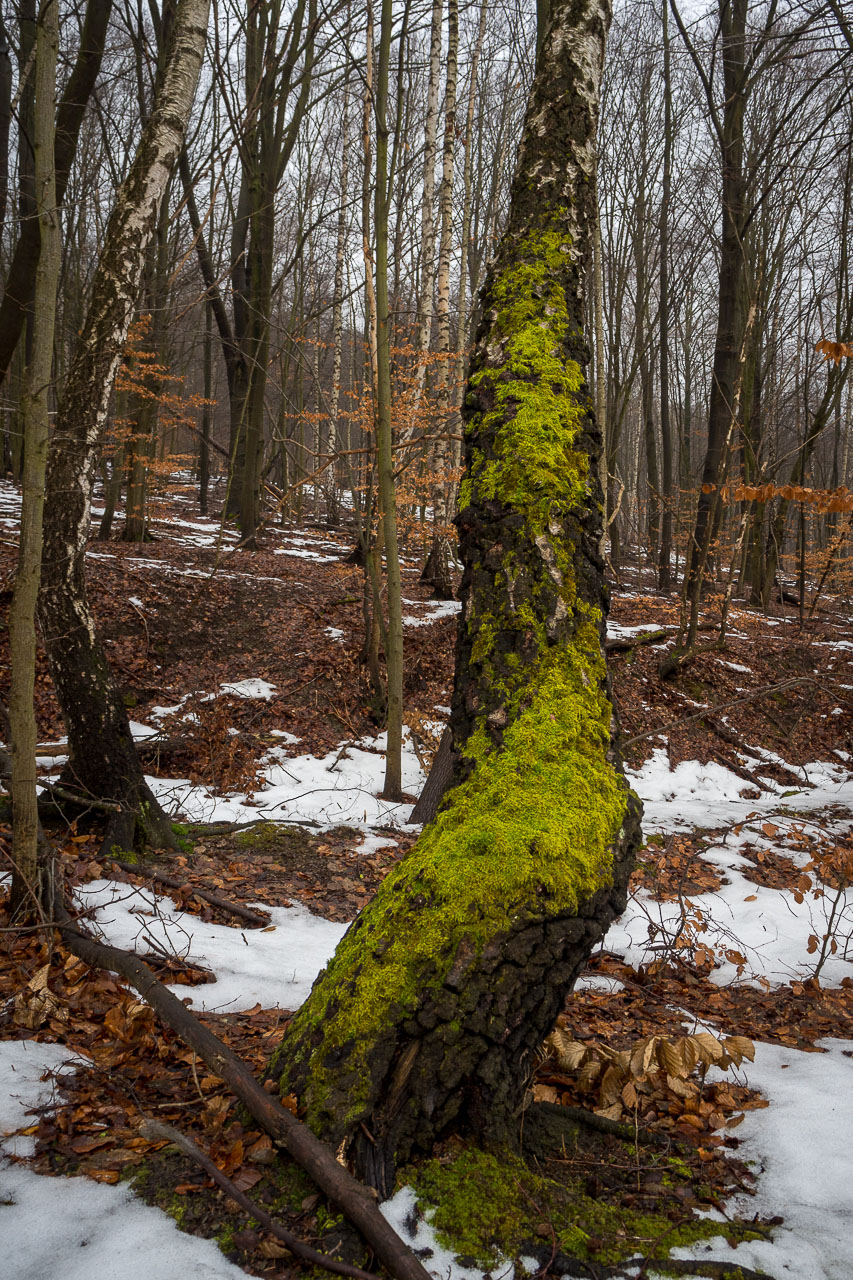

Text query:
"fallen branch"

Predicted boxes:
[[622, 676, 814, 750], [39, 783, 124, 813], [139, 1118, 378, 1280], [110, 858, 271, 928], [605, 627, 669, 653], [632, 1260, 773, 1280], [53, 897, 432, 1280]]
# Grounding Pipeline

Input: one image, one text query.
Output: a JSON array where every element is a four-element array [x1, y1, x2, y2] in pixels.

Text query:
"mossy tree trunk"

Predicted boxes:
[[270, 0, 640, 1197]]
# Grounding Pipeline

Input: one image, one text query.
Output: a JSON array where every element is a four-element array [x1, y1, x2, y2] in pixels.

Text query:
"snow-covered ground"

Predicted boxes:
[[74, 882, 347, 1012], [0, 1043, 243, 1280], [5, 728, 853, 1278], [3, 462, 853, 1277], [146, 727, 425, 830]]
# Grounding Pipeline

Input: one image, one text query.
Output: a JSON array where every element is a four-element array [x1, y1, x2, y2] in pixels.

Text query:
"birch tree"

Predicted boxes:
[[38, 0, 210, 859], [270, 0, 639, 1194]]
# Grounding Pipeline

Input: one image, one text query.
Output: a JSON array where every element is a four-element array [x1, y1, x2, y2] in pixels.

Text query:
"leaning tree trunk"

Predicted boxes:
[[38, 0, 210, 856], [270, 0, 640, 1198]]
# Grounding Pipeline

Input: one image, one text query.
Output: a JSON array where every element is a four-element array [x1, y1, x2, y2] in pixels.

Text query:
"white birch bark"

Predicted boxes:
[[422, 0, 458, 598], [37, 0, 210, 852], [412, 0, 443, 396]]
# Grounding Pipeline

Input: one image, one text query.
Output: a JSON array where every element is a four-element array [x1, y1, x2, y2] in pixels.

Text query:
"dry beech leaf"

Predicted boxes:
[[724, 1035, 756, 1063], [258, 1241, 291, 1259]]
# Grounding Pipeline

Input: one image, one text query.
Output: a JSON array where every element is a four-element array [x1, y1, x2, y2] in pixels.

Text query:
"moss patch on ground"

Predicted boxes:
[[405, 1145, 769, 1273], [124, 1144, 368, 1275]]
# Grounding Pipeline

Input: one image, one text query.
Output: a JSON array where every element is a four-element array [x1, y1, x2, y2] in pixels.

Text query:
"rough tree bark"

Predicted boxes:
[[373, 0, 405, 801], [270, 0, 640, 1197], [38, 0, 210, 856]]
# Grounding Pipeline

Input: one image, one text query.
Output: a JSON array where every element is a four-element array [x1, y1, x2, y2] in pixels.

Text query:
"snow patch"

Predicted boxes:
[[74, 881, 346, 1013]]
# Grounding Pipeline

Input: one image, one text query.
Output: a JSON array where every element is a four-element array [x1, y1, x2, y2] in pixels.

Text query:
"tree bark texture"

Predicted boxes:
[[657, 0, 673, 592], [271, 0, 640, 1198], [373, 0, 405, 801], [38, 0, 210, 854], [420, 0, 458, 602]]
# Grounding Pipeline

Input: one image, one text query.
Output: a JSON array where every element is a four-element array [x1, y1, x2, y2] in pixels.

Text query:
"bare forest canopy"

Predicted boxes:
[[0, 0, 850, 586]]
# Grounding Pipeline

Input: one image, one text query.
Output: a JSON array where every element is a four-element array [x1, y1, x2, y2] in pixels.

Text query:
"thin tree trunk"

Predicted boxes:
[[593, 193, 607, 560], [199, 300, 212, 514], [8, 0, 61, 920], [329, 17, 352, 497], [681, 0, 748, 643], [421, 0, 458, 600], [0, 0, 114, 389], [412, 0, 443, 394], [0, 17, 11, 246], [657, 0, 673, 592], [444, 0, 488, 527], [373, 0, 404, 800]]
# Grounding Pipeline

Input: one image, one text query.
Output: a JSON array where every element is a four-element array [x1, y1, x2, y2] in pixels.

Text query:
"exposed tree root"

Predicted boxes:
[[109, 858, 271, 927]]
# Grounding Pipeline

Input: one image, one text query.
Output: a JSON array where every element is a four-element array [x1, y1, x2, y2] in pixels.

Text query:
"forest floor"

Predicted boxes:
[[1, 476, 853, 1280]]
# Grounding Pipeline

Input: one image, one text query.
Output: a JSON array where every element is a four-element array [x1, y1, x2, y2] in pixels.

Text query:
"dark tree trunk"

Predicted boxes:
[[657, 0, 673, 593], [0, 0, 114, 389], [199, 300, 212, 514], [0, 17, 12, 246], [420, 536, 456, 600], [270, 0, 640, 1198], [682, 0, 747, 641]]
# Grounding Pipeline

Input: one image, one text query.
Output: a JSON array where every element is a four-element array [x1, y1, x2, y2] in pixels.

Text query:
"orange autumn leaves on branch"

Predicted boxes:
[[815, 338, 853, 364], [730, 483, 853, 513], [701, 479, 853, 513]]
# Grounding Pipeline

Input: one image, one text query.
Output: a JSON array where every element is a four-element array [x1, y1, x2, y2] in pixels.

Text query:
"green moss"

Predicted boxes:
[[408, 1148, 766, 1270], [271, 217, 637, 1130], [171, 823, 192, 854], [274, 614, 629, 1126], [461, 225, 589, 531], [161, 1193, 188, 1229], [216, 1223, 238, 1254], [409, 1149, 530, 1264], [237, 821, 306, 849]]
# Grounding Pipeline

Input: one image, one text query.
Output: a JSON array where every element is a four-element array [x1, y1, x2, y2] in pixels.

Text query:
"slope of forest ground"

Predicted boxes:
[[2, 477, 853, 1280]]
